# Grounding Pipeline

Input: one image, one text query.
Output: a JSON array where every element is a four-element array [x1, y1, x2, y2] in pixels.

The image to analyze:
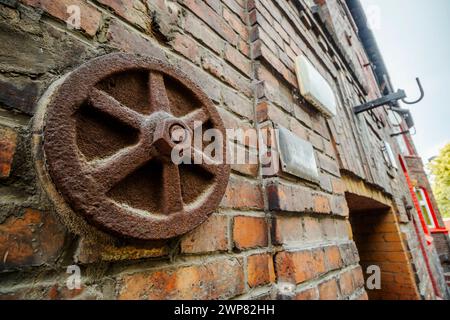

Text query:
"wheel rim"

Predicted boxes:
[[43, 53, 230, 240]]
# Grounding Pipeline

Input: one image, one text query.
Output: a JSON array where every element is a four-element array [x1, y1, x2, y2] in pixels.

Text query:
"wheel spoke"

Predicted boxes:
[[182, 108, 209, 129], [191, 148, 220, 176], [88, 88, 143, 129], [90, 143, 150, 192], [162, 162, 184, 214], [149, 71, 170, 113]]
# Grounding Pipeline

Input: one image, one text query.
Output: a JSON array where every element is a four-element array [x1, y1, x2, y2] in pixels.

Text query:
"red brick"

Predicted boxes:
[[331, 178, 345, 195], [313, 194, 332, 214], [302, 216, 323, 242], [330, 196, 349, 217], [272, 216, 302, 245], [266, 181, 314, 213], [118, 258, 244, 299], [0, 127, 17, 179], [222, 89, 254, 119], [224, 45, 252, 76], [253, 41, 297, 87], [256, 101, 290, 128], [107, 19, 165, 60], [318, 278, 340, 300], [181, 215, 229, 254], [221, 177, 264, 210], [247, 254, 275, 288], [184, 0, 238, 45], [338, 270, 354, 297], [223, 0, 246, 22], [98, 0, 152, 32], [185, 13, 225, 55], [0, 209, 66, 271], [233, 216, 268, 250], [22, 0, 101, 36], [223, 7, 248, 41], [294, 287, 318, 300], [238, 39, 250, 57], [290, 118, 309, 141], [229, 142, 259, 177], [172, 33, 201, 65], [324, 246, 343, 271], [317, 152, 340, 177], [275, 248, 326, 285]]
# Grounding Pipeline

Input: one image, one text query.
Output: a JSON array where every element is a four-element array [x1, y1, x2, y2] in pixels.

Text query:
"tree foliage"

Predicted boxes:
[[428, 143, 450, 218]]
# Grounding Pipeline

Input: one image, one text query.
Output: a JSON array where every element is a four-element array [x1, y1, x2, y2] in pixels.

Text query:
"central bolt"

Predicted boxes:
[[170, 124, 187, 143]]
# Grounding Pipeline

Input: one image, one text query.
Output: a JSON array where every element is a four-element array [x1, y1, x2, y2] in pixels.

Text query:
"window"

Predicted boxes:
[[415, 188, 436, 229], [414, 187, 448, 233]]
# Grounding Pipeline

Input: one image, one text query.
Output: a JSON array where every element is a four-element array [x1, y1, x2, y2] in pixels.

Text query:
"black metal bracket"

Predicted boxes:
[[354, 78, 424, 115]]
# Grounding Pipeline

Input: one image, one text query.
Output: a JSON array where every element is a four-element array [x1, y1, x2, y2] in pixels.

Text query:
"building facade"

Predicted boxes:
[[0, 0, 448, 300]]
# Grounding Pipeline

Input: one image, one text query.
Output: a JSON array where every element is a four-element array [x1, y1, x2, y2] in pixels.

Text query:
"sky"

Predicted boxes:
[[360, 0, 450, 163]]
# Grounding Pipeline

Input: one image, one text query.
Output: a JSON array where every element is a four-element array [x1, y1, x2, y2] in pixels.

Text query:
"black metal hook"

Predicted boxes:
[[401, 78, 424, 105]]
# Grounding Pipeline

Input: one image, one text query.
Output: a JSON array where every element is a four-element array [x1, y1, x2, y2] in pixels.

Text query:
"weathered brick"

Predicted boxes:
[[233, 216, 268, 250], [302, 216, 323, 242], [0, 209, 66, 271], [318, 278, 340, 300], [185, 13, 225, 55], [223, 7, 248, 41], [184, 0, 238, 45], [107, 20, 165, 60], [266, 181, 314, 213], [0, 77, 41, 115], [294, 287, 318, 300], [330, 196, 349, 217], [317, 152, 340, 177], [247, 254, 275, 288], [256, 101, 290, 128], [313, 193, 332, 214], [22, 0, 101, 36], [224, 45, 252, 76], [222, 177, 264, 210], [272, 215, 302, 245], [118, 258, 244, 299], [253, 41, 297, 87], [76, 238, 168, 264], [222, 89, 253, 119], [275, 248, 326, 285], [331, 178, 345, 195], [335, 220, 352, 241], [321, 218, 338, 240], [290, 118, 309, 141], [339, 242, 360, 266], [171, 54, 222, 103], [324, 245, 343, 271], [0, 126, 17, 179], [98, 0, 151, 32], [338, 270, 354, 297], [229, 142, 259, 177], [222, 0, 246, 22], [238, 39, 250, 57], [181, 215, 228, 254], [171, 33, 201, 65]]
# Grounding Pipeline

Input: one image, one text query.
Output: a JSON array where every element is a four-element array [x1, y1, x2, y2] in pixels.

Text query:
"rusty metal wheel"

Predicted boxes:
[[43, 53, 230, 240]]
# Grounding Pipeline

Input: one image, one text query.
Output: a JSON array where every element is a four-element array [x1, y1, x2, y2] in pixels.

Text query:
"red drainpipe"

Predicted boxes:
[[399, 156, 442, 298]]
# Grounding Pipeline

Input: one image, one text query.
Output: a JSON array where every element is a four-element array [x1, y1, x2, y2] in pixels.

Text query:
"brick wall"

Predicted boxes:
[[404, 155, 450, 272], [0, 0, 448, 300], [350, 209, 420, 300]]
